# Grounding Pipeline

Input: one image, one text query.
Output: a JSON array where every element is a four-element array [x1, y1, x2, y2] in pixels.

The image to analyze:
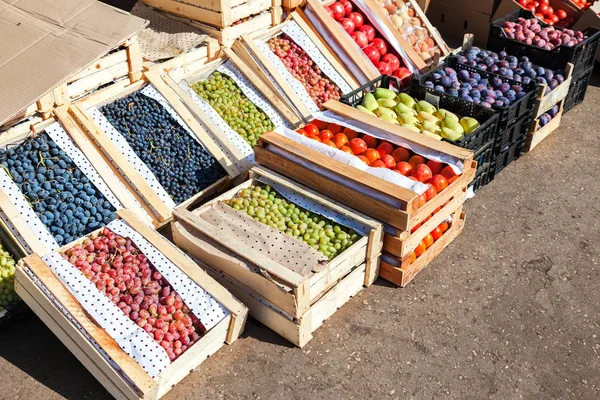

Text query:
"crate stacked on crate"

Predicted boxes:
[[297, 0, 420, 86], [171, 166, 383, 347], [14, 209, 247, 400], [233, 12, 360, 121], [454, 42, 574, 153], [63, 68, 244, 229], [254, 99, 476, 287], [153, 47, 303, 173], [411, 56, 539, 183], [487, 9, 600, 113], [140, 0, 283, 47], [340, 74, 498, 192]]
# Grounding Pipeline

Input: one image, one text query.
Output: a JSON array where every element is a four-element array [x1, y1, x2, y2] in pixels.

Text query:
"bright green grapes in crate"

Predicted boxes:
[[0, 242, 18, 312]]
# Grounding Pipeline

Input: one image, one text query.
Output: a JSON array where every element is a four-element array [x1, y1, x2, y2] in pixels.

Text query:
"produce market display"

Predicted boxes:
[[0, 241, 18, 313], [100, 91, 227, 205], [224, 183, 360, 259], [191, 71, 275, 147], [324, 0, 411, 79], [501, 17, 588, 47], [354, 89, 481, 142], [0, 133, 116, 246], [267, 33, 343, 108], [64, 227, 206, 361]]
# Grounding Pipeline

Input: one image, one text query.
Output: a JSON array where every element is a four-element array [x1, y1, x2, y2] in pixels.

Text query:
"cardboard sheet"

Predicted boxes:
[[0, 0, 148, 126]]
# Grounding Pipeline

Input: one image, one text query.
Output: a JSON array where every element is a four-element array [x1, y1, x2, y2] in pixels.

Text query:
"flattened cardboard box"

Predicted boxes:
[[0, 0, 148, 126]]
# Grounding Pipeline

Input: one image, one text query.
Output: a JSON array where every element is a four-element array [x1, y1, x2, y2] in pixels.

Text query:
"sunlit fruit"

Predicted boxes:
[[357, 155, 370, 165], [327, 123, 343, 134], [319, 129, 334, 141], [392, 147, 411, 163], [427, 160, 443, 175], [424, 183, 437, 201], [441, 165, 458, 184], [414, 240, 426, 257], [431, 226, 443, 241], [343, 127, 358, 139], [395, 161, 413, 176], [362, 134, 378, 148], [304, 124, 320, 136], [438, 221, 449, 233], [333, 133, 349, 148], [340, 145, 353, 154], [412, 164, 433, 183], [423, 233, 434, 248], [323, 139, 337, 147], [364, 148, 381, 163], [408, 155, 426, 168], [430, 174, 448, 192], [349, 138, 368, 154], [371, 160, 386, 168], [380, 154, 396, 168], [377, 142, 394, 156]]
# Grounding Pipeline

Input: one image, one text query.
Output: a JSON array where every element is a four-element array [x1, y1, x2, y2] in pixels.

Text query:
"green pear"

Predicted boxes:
[[460, 117, 480, 134], [398, 113, 420, 126], [415, 100, 436, 114], [380, 114, 400, 125], [441, 127, 464, 142], [395, 103, 417, 116], [421, 130, 443, 140], [376, 107, 397, 118], [374, 88, 396, 100], [402, 124, 421, 133], [397, 93, 416, 109], [422, 120, 441, 134], [435, 108, 459, 122], [356, 105, 377, 116], [361, 93, 378, 112], [417, 111, 439, 124], [377, 98, 397, 109], [441, 117, 465, 135]]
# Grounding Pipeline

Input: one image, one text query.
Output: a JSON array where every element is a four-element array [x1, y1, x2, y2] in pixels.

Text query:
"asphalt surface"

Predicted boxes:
[[1, 71, 599, 400]]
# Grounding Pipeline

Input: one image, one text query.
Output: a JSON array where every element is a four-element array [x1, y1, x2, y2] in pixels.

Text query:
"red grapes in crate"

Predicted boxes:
[[267, 34, 342, 109], [63, 227, 206, 361]]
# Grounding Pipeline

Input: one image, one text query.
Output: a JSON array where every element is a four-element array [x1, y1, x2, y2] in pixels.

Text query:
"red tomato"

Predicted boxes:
[[339, 145, 353, 154], [330, 2, 345, 20], [424, 183, 437, 201], [526, 5, 536, 11], [364, 148, 380, 163], [362, 134, 378, 148], [343, 127, 358, 139], [381, 53, 400, 72], [426, 160, 443, 175], [518, 0, 528, 6], [430, 174, 448, 192], [392, 147, 411, 163], [333, 133, 349, 148], [359, 25, 376, 42], [430, 226, 443, 241], [408, 155, 426, 168], [357, 155, 370, 165], [350, 31, 369, 48], [539, 0, 549, 4], [441, 165, 458, 184], [322, 139, 337, 148], [349, 138, 368, 155], [408, 252, 417, 264], [313, 120, 329, 130], [339, 0, 353, 16], [362, 45, 380, 63], [371, 160, 386, 168], [395, 161, 412, 176], [380, 154, 396, 168], [549, 14, 559, 23], [296, 128, 308, 136], [412, 164, 433, 183], [411, 222, 421, 234], [546, 6, 554, 15], [319, 129, 334, 141], [417, 193, 427, 208], [327, 123, 343, 134], [537, 4, 549, 14], [557, 9, 567, 19], [438, 221, 449, 233], [423, 233, 434, 248], [377, 142, 394, 156], [323, 5, 334, 19], [371, 38, 388, 55], [377, 61, 392, 75], [340, 18, 356, 35], [304, 124, 320, 136], [349, 12, 364, 29], [308, 134, 321, 142], [414, 240, 426, 257]]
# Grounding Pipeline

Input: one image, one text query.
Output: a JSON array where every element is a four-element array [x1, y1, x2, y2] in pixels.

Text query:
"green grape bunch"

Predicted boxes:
[[192, 72, 275, 147], [0, 242, 19, 312], [223, 184, 360, 260]]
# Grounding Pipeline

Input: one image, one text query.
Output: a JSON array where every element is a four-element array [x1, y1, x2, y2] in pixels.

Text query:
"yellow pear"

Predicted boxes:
[[377, 98, 397, 109], [460, 117, 480, 134], [416, 100, 436, 114], [376, 107, 397, 119], [402, 124, 421, 133], [421, 130, 443, 140], [397, 93, 416, 109]]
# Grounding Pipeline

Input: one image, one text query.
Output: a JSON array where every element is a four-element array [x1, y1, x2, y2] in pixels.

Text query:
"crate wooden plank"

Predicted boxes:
[[534, 63, 573, 119], [524, 101, 564, 153], [380, 211, 465, 287]]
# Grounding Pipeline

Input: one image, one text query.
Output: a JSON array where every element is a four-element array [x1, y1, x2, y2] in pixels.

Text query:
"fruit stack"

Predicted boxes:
[[517, 0, 577, 27], [487, 10, 600, 112], [324, 0, 412, 80]]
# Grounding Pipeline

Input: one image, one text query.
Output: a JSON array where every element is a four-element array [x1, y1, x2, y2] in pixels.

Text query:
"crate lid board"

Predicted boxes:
[[0, 0, 148, 126]]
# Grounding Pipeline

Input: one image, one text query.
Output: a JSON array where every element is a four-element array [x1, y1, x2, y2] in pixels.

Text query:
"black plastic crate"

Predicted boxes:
[[493, 111, 531, 155], [564, 65, 595, 114], [487, 9, 600, 78], [411, 57, 537, 131], [474, 139, 494, 167], [470, 162, 491, 192], [489, 137, 525, 180], [0, 302, 30, 326]]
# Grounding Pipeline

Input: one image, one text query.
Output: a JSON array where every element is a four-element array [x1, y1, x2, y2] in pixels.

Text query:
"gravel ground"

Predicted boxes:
[[1, 73, 599, 400]]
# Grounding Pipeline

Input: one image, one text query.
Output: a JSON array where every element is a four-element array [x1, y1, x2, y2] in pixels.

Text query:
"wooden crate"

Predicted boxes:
[[297, 0, 382, 85], [380, 210, 465, 287], [524, 100, 564, 152], [156, 47, 303, 172], [0, 114, 153, 256], [383, 188, 466, 258], [533, 63, 573, 119], [234, 12, 359, 121], [65, 70, 242, 228], [255, 100, 476, 232], [14, 209, 247, 400], [171, 166, 382, 347], [149, 37, 221, 74], [159, 6, 282, 47], [362, 0, 450, 72], [140, 0, 279, 28]]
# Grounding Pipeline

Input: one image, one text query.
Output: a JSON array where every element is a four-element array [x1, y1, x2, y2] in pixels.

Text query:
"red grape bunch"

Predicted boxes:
[[267, 34, 342, 109], [63, 228, 205, 361]]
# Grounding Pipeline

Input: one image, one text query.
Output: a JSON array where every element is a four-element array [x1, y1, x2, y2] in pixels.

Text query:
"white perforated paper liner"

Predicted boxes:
[[0, 122, 124, 255], [42, 252, 171, 378]]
